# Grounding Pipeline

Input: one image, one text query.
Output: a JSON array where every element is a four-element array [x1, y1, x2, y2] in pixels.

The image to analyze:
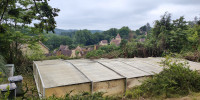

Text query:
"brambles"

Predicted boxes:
[[125, 58, 200, 99]]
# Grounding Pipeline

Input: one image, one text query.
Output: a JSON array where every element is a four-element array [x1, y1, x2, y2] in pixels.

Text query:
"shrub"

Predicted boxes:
[[86, 50, 105, 59], [99, 45, 119, 53], [126, 57, 200, 99], [101, 50, 121, 59], [42, 92, 117, 100]]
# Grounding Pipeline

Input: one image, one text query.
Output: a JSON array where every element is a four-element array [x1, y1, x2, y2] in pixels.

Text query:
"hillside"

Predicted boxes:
[[54, 28, 103, 35]]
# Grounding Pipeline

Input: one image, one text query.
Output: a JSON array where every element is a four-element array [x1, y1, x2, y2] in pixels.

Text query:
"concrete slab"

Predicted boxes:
[[34, 60, 90, 88], [116, 58, 163, 74], [97, 59, 151, 78], [66, 59, 124, 82]]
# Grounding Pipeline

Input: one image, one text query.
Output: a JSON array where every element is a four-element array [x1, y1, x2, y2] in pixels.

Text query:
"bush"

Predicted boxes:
[[126, 57, 200, 99], [182, 51, 200, 62], [101, 50, 121, 59], [86, 50, 105, 59], [42, 92, 117, 100], [99, 45, 119, 53]]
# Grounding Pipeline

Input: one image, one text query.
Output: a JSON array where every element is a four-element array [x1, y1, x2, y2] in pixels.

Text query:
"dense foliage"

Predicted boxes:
[[0, 0, 59, 73], [125, 58, 200, 99], [85, 13, 200, 62]]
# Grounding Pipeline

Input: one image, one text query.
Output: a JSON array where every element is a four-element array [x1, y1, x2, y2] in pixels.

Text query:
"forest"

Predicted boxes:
[[0, 0, 200, 99]]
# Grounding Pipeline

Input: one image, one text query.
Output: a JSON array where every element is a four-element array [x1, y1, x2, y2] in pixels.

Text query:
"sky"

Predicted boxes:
[[49, 0, 200, 30]]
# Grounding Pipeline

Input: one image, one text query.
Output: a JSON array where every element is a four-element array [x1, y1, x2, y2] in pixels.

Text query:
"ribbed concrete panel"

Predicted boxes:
[[97, 60, 151, 78], [34, 60, 90, 88], [118, 58, 163, 74], [33, 58, 200, 98], [66, 59, 124, 82]]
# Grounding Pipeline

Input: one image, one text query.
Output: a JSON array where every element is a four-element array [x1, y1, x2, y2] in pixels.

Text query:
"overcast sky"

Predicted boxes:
[[49, 0, 200, 30]]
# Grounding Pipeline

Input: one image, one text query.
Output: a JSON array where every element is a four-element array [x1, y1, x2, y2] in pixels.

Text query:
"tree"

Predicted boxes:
[[118, 26, 130, 39], [74, 29, 94, 45], [0, 0, 59, 73]]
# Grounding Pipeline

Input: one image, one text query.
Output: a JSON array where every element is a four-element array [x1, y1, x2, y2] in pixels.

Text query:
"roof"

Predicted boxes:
[[34, 58, 200, 89], [97, 59, 151, 78], [39, 41, 50, 50], [59, 45, 69, 50], [100, 40, 108, 44], [110, 39, 121, 46], [34, 60, 90, 88], [0, 83, 16, 91], [66, 59, 124, 82], [61, 49, 72, 56]]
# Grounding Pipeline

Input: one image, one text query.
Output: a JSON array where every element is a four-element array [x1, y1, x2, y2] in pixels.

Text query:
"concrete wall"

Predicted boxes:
[[127, 77, 149, 89], [93, 79, 125, 96], [45, 83, 91, 97]]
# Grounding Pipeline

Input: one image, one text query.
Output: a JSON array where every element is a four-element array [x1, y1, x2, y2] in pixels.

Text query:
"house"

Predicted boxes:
[[38, 41, 50, 54], [94, 45, 101, 50], [21, 41, 49, 55], [56, 45, 72, 57], [99, 40, 108, 46], [145, 32, 148, 36], [139, 38, 145, 42], [110, 33, 121, 46], [70, 46, 82, 58]]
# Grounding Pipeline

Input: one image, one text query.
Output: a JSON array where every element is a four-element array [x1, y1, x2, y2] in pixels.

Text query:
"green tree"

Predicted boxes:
[[0, 0, 59, 73], [118, 26, 130, 39], [74, 29, 94, 45]]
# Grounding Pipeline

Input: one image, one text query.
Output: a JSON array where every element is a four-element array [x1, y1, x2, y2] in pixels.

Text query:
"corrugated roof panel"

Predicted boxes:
[[66, 59, 124, 82], [97, 60, 151, 78], [34, 60, 90, 88]]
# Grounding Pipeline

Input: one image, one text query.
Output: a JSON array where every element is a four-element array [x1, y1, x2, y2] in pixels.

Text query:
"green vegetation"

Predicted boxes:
[[0, 55, 7, 76], [0, 0, 200, 99], [43, 92, 116, 100], [125, 57, 200, 99], [85, 12, 200, 62]]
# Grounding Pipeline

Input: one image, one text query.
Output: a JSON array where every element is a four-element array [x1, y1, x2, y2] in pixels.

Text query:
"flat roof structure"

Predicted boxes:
[[66, 59, 124, 82], [97, 59, 151, 78], [33, 58, 200, 98]]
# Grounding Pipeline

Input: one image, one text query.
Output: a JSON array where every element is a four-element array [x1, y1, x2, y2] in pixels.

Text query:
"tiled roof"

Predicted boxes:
[[59, 45, 69, 50], [101, 40, 108, 43], [61, 49, 72, 56]]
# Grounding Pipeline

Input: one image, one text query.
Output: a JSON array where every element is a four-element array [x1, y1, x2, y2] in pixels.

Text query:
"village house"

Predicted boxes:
[[21, 41, 49, 55], [110, 33, 122, 46], [139, 38, 145, 42], [70, 46, 82, 58], [56, 45, 72, 57], [99, 40, 108, 46]]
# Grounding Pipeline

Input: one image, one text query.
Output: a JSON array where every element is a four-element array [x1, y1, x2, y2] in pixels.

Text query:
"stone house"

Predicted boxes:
[[99, 40, 108, 46], [110, 33, 122, 46]]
